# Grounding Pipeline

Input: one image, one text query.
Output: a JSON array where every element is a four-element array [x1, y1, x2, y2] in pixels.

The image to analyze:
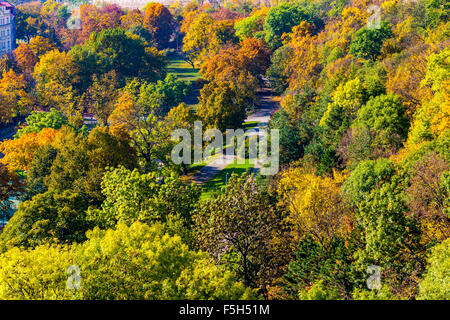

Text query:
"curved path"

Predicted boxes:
[[191, 87, 279, 184]]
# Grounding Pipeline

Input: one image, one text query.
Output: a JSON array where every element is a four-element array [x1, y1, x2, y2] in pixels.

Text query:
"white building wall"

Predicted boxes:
[[0, 3, 14, 56]]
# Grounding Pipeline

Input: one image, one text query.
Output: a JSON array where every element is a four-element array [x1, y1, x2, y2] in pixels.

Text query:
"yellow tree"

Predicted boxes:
[[280, 22, 322, 121], [277, 166, 353, 248], [182, 12, 214, 63], [0, 128, 59, 172], [28, 36, 57, 57], [0, 70, 32, 124], [33, 50, 81, 123], [120, 9, 143, 29], [385, 50, 432, 118]]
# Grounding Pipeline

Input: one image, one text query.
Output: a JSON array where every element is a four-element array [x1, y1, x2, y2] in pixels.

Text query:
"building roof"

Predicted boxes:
[[0, 2, 14, 19], [0, 2, 13, 9]]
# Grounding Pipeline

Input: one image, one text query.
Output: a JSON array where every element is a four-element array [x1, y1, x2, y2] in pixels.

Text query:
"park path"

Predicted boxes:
[[191, 87, 279, 185]]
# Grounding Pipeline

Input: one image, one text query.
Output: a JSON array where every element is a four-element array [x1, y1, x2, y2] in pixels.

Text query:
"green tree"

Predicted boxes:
[[79, 70, 120, 126], [70, 28, 166, 86], [352, 94, 409, 152], [87, 166, 200, 234], [418, 238, 450, 300], [266, 45, 293, 94], [0, 190, 90, 250], [269, 108, 302, 164], [284, 236, 359, 300], [234, 13, 265, 41], [141, 74, 192, 115], [355, 177, 424, 297], [0, 222, 255, 300], [76, 222, 255, 299], [25, 144, 58, 199], [194, 173, 287, 291], [343, 158, 395, 204], [349, 22, 394, 60], [15, 109, 68, 138], [197, 80, 247, 131]]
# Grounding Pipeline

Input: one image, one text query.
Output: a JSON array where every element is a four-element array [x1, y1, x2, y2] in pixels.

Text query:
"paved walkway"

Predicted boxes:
[[191, 87, 279, 184]]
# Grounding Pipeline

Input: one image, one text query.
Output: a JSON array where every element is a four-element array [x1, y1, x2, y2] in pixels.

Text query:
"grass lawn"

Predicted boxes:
[[200, 159, 254, 200], [167, 54, 200, 82], [242, 120, 260, 130]]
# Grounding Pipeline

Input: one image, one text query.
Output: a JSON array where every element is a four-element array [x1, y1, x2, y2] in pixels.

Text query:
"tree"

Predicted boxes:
[[182, 12, 238, 64], [108, 87, 177, 169], [33, 49, 80, 115], [418, 238, 450, 300], [0, 128, 59, 172], [87, 166, 200, 232], [28, 35, 57, 57], [263, 2, 321, 49], [356, 177, 424, 297], [278, 166, 353, 247], [194, 173, 287, 290], [25, 144, 58, 198], [0, 70, 32, 124], [142, 74, 192, 115], [343, 158, 395, 205], [15, 109, 68, 138], [44, 127, 136, 206], [406, 153, 449, 242], [0, 190, 90, 250], [196, 80, 248, 131], [75, 222, 255, 299], [0, 244, 75, 299], [349, 22, 394, 60], [269, 109, 303, 164], [352, 93, 409, 152], [200, 39, 270, 91], [0, 222, 255, 299], [266, 45, 293, 94], [234, 9, 267, 41], [0, 164, 24, 219], [13, 43, 38, 75], [77, 4, 123, 43], [297, 280, 342, 300], [283, 236, 358, 300], [143, 3, 174, 48], [120, 8, 143, 29], [15, 2, 46, 42], [79, 70, 120, 126], [70, 28, 166, 85]]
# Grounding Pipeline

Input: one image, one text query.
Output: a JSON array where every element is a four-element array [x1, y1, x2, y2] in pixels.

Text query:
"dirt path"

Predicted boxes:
[[190, 86, 279, 185]]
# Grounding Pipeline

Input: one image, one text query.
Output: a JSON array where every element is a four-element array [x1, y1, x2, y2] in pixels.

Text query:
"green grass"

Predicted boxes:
[[167, 55, 200, 82], [242, 120, 260, 130], [200, 159, 254, 200]]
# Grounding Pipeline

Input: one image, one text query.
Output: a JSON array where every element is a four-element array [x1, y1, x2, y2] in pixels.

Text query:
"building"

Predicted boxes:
[[0, 2, 14, 56]]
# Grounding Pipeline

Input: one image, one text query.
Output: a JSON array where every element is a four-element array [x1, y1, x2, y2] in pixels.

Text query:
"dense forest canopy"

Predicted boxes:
[[0, 0, 448, 300]]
